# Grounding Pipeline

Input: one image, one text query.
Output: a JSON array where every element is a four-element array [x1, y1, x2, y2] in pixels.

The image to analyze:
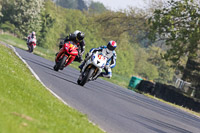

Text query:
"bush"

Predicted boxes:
[[0, 21, 15, 32]]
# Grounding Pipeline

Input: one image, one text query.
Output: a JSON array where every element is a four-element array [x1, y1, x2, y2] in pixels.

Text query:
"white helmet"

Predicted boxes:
[[73, 30, 81, 36], [32, 31, 36, 35], [107, 40, 117, 51]]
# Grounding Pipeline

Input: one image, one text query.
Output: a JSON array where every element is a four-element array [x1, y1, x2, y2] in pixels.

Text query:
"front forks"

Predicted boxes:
[[92, 68, 102, 80]]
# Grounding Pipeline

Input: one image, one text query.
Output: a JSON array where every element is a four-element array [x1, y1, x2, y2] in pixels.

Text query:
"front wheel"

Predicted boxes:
[[78, 67, 95, 86], [53, 55, 68, 71], [53, 65, 59, 71], [30, 45, 34, 52], [28, 43, 34, 53]]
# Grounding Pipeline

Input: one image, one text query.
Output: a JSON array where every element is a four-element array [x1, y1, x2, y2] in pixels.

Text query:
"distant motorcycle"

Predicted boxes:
[[77, 51, 107, 86], [53, 41, 78, 71], [27, 38, 36, 53]]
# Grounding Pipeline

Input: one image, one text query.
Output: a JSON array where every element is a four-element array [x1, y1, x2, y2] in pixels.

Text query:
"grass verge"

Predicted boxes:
[[0, 44, 103, 133]]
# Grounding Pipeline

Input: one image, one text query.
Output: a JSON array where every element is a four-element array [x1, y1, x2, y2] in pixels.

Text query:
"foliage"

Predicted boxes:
[[1, 0, 15, 23], [0, 0, 2, 17], [55, 0, 88, 11], [0, 21, 15, 32], [1, 0, 44, 36], [37, 1, 56, 48], [148, 0, 200, 91], [133, 45, 159, 80], [147, 46, 174, 83], [37, 1, 94, 49], [77, 0, 88, 11], [88, 1, 107, 14], [93, 8, 150, 43], [56, 0, 77, 9], [148, 0, 200, 67]]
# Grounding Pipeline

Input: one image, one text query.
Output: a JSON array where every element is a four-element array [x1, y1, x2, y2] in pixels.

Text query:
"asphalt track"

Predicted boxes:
[[15, 47, 200, 133]]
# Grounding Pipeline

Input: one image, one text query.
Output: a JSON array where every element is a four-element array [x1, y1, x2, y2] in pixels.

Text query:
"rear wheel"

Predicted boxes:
[[78, 67, 95, 86]]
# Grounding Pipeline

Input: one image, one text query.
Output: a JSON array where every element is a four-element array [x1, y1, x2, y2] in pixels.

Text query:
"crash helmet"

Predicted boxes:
[[74, 30, 81, 35], [32, 31, 35, 35], [76, 31, 85, 42], [31, 31, 36, 38], [107, 40, 117, 51]]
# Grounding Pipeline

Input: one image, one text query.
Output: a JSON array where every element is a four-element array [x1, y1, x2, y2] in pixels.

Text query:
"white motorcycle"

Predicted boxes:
[[77, 52, 107, 86]]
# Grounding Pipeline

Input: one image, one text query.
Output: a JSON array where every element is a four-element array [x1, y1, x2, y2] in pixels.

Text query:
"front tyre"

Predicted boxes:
[[78, 67, 95, 86], [54, 55, 68, 71], [53, 64, 59, 71], [28, 44, 34, 53]]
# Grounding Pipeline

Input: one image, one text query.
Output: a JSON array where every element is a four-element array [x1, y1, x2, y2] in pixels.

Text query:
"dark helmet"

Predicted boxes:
[[76, 32, 85, 42], [107, 40, 117, 51]]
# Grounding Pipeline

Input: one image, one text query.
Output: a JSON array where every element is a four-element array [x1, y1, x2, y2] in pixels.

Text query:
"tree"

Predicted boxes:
[[147, 46, 174, 83], [93, 8, 149, 43], [0, 0, 3, 17], [148, 0, 200, 91], [55, 0, 88, 11], [88, 1, 107, 14], [77, 0, 88, 11], [1, 0, 44, 36], [56, 0, 77, 9]]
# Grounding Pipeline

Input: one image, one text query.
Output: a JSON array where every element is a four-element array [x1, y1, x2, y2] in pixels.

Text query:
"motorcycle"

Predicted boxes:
[[53, 41, 78, 71], [27, 38, 36, 53], [77, 51, 107, 86]]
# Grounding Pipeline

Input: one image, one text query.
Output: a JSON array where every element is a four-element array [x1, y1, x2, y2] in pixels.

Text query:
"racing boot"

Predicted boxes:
[[78, 61, 85, 72]]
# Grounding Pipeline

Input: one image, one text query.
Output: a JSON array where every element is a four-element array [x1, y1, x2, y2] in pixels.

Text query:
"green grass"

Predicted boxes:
[[0, 44, 103, 133]]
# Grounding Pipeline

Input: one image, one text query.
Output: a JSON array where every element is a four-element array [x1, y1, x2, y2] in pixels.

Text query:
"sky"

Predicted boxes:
[[91, 0, 149, 11]]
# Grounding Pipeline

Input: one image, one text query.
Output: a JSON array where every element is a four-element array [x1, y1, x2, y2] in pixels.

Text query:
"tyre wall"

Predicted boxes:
[[136, 80, 200, 112]]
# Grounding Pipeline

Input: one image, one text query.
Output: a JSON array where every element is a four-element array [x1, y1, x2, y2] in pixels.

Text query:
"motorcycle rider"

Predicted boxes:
[[57, 30, 85, 63], [27, 31, 36, 45], [79, 40, 117, 79]]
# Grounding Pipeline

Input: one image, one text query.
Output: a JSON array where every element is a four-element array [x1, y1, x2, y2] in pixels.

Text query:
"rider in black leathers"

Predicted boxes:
[[58, 30, 85, 62]]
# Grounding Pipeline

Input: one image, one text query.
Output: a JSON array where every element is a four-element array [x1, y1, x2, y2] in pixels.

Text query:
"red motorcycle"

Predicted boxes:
[[27, 38, 36, 53], [53, 41, 78, 71]]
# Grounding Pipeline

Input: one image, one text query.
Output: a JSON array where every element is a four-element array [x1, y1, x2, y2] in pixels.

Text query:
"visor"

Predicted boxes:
[[107, 45, 115, 51]]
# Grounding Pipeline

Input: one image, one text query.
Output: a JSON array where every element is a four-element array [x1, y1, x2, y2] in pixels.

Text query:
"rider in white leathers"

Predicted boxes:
[[79, 40, 117, 79], [27, 31, 36, 45]]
